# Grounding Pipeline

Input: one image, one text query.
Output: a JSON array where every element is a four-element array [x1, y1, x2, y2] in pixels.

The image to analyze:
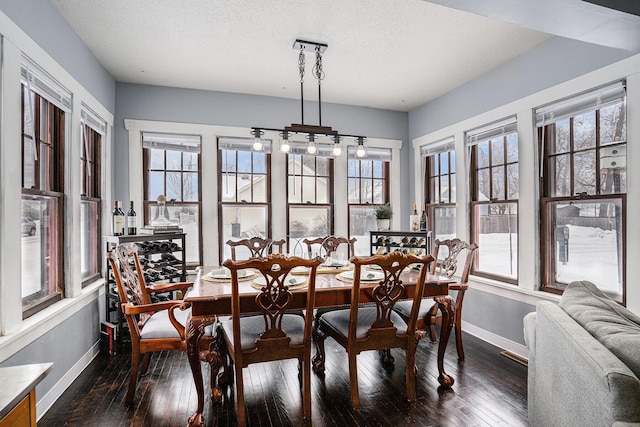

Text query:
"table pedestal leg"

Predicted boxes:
[[434, 295, 455, 388], [186, 314, 217, 427]]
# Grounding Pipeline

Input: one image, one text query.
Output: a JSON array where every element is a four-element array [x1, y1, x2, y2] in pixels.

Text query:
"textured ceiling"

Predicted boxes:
[[51, 0, 552, 111]]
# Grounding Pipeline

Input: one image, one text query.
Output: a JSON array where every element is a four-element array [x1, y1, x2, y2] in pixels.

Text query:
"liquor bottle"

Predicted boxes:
[[127, 201, 137, 235], [112, 200, 125, 236], [410, 204, 420, 232], [419, 204, 427, 231]]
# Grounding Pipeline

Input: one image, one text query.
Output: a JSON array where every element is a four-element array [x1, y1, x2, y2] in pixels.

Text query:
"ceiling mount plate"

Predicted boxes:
[[293, 39, 328, 53]]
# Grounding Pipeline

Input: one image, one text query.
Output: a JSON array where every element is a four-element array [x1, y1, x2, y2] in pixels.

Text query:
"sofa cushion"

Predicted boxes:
[[560, 280, 640, 379]]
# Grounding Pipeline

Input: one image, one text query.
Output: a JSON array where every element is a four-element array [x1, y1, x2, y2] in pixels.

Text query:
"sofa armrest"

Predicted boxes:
[[523, 311, 536, 351]]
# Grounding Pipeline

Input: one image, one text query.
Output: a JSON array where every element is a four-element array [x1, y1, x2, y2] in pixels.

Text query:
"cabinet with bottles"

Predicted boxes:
[[369, 230, 431, 257], [103, 232, 186, 353]]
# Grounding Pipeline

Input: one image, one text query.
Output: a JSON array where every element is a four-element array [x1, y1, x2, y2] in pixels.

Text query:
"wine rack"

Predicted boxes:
[[103, 232, 186, 354], [369, 230, 431, 257]]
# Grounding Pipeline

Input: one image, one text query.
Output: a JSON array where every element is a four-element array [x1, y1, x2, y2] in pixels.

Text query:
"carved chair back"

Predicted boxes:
[[302, 235, 356, 259], [226, 237, 286, 260], [431, 238, 478, 283]]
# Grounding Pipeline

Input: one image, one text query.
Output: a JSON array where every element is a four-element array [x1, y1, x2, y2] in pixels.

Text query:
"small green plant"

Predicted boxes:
[[374, 204, 393, 220]]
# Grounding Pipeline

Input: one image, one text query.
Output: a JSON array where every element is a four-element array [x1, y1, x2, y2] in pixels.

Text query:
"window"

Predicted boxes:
[[80, 109, 104, 284], [21, 60, 71, 317], [537, 81, 626, 301], [143, 133, 202, 265], [287, 143, 333, 253], [467, 118, 518, 282], [422, 139, 456, 248], [347, 146, 391, 256], [218, 137, 271, 262]]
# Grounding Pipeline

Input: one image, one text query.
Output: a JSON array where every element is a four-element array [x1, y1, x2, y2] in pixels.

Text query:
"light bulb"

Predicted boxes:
[[356, 145, 366, 158], [253, 138, 263, 151], [280, 140, 290, 153], [307, 141, 317, 155], [332, 145, 342, 156]]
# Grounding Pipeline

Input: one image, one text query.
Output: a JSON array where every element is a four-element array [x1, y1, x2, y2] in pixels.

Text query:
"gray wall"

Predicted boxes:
[[0, 0, 116, 112], [114, 84, 411, 221], [407, 36, 633, 345]]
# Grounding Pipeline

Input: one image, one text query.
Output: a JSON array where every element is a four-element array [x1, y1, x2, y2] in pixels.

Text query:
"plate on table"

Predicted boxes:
[[251, 275, 307, 290], [206, 268, 251, 280], [339, 270, 384, 281]]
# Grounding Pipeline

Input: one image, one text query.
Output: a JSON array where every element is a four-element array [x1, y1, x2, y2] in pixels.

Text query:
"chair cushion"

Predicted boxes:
[[319, 306, 408, 339], [140, 306, 214, 339], [394, 299, 434, 320], [560, 280, 640, 379], [221, 314, 306, 350]]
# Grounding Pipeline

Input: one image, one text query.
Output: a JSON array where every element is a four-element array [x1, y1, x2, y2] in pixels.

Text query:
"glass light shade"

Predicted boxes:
[[332, 144, 342, 156], [307, 141, 318, 155], [280, 139, 291, 153], [253, 137, 264, 151], [356, 144, 367, 158]]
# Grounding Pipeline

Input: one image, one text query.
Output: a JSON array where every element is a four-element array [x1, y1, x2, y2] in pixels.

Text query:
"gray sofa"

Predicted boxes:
[[523, 280, 640, 427]]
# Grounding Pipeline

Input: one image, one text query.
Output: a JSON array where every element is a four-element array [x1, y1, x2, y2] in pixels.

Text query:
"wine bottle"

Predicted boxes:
[[419, 204, 427, 231], [410, 203, 420, 232], [127, 201, 137, 235], [112, 200, 125, 236]]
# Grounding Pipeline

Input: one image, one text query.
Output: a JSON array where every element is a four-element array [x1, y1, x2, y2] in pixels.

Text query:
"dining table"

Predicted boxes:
[[183, 264, 457, 427]]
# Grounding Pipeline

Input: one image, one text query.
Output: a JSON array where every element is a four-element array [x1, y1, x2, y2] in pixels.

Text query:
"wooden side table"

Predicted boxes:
[[0, 363, 52, 426]]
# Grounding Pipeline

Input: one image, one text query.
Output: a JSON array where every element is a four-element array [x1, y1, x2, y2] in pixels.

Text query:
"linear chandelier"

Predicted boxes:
[[252, 39, 367, 158]]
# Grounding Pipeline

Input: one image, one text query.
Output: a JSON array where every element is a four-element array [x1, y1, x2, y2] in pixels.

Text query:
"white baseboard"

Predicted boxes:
[[36, 341, 101, 420], [463, 322, 530, 360]]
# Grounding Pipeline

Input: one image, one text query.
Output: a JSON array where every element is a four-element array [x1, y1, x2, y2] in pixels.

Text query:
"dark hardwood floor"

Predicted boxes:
[[40, 332, 529, 426]]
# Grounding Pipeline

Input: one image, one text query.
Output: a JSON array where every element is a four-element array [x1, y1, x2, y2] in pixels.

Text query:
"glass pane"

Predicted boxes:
[[551, 154, 570, 197], [450, 151, 456, 173], [316, 157, 330, 176], [184, 152, 198, 171], [149, 171, 164, 201], [349, 206, 377, 256], [251, 174, 267, 203], [431, 155, 439, 177], [162, 203, 200, 264], [506, 133, 518, 163], [440, 176, 450, 203], [289, 154, 302, 176], [476, 141, 489, 168], [166, 150, 181, 170], [22, 196, 61, 309], [237, 150, 251, 173], [40, 144, 51, 190], [289, 206, 330, 240], [440, 152, 449, 174], [600, 145, 626, 194], [348, 159, 357, 177], [574, 151, 596, 195], [221, 205, 268, 261], [550, 199, 623, 298], [302, 156, 316, 175], [373, 179, 384, 204], [80, 200, 99, 280], [317, 176, 330, 203], [492, 167, 505, 200], [573, 111, 596, 151], [361, 179, 373, 203], [23, 136, 36, 189], [433, 206, 456, 242], [477, 169, 490, 201], [253, 152, 267, 174], [221, 150, 236, 173], [166, 171, 182, 200], [348, 178, 359, 203], [361, 161, 373, 178], [302, 176, 316, 203], [183, 172, 198, 201], [429, 176, 439, 204], [288, 175, 301, 203], [450, 173, 456, 201], [491, 139, 504, 166], [600, 101, 626, 145], [553, 119, 570, 154], [149, 148, 164, 169], [474, 202, 518, 279], [221, 173, 237, 202], [373, 161, 383, 178], [507, 164, 519, 199]]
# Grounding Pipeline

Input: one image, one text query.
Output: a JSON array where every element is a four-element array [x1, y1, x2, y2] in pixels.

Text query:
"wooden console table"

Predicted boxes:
[[0, 363, 52, 426]]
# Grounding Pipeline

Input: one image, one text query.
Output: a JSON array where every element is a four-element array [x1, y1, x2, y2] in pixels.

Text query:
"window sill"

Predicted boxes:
[[0, 278, 105, 364], [468, 274, 561, 306]]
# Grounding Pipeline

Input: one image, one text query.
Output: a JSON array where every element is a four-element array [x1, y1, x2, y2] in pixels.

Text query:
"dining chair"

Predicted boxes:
[[394, 238, 478, 360], [226, 237, 286, 260], [312, 251, 434, 410], [302, 235, 356, 260], [220, 253, 322, 426], [108, 244, 220, 405]]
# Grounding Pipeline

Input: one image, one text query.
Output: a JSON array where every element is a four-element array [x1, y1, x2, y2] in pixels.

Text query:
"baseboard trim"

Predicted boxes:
[[463, 322, 529, 361], [36, 341, 101, 420]]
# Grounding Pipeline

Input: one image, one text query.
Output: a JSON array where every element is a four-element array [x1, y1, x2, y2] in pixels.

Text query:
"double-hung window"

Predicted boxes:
[[467, 118, 518, 282], [537, 81, 626, 302], [80, 108, 105, 285], [143, 133, 202, 265], [218, 137, 271, 262], [422, 138, 456, 247], [347, 146, 390, 256], [287, 143, 333, 251], [21, 59, 72, 317]]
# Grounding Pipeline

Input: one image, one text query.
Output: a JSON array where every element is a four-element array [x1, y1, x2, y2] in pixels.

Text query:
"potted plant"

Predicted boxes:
[[374, 204, 393, 231]]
